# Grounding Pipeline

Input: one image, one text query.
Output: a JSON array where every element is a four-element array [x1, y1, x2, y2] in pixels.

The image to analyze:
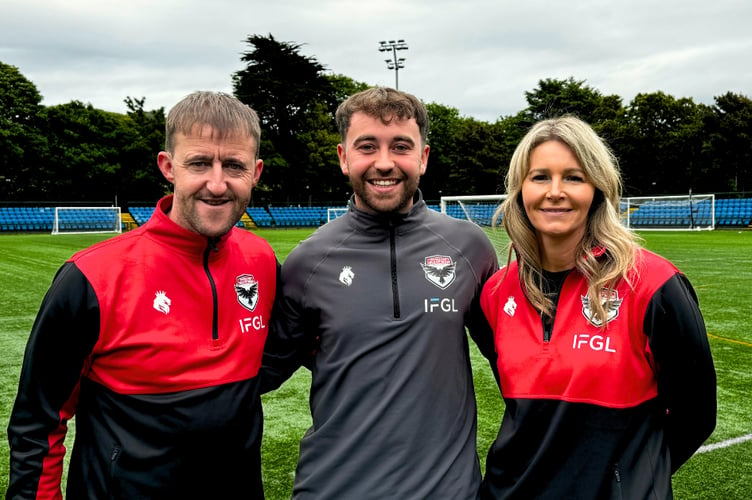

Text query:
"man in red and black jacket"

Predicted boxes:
[[7, 91, 278, 499]]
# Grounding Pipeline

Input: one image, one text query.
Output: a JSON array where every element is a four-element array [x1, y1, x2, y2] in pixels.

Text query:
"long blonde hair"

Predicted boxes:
[[494, 115, 640, 326]]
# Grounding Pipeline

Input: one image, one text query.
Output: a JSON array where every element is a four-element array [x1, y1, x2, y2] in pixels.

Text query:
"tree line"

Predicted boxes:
[[2, 33, 750, 207]]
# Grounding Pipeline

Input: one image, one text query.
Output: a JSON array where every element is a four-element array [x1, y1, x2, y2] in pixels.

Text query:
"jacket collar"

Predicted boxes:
[[347, 190, 428, 233], [144, 195, 228, 255]]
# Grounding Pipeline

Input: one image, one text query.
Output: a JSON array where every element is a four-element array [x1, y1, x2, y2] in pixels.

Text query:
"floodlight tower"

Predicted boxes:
[[378, 39, 408, 89]]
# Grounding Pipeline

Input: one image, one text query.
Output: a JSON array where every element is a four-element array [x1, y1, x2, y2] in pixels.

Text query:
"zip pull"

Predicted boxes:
[[208, 237, 220, 252], [541, 311, 554, 342]]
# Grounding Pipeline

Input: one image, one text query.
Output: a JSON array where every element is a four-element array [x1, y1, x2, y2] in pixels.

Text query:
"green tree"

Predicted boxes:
[[0, 61, 47, 200], [41, 101, 133, 201], [423, 103, 462, 201], [295, 98, 348, 205], [524, 77, 623, 126], [232, 34, 337, 203], [619, 92, 706, 195], [704, 92, 752, 193], [491, 112, 537, 190], [120, 97, 168, 205], [303, 74, 369, 204], [450, 118, 507, 195]]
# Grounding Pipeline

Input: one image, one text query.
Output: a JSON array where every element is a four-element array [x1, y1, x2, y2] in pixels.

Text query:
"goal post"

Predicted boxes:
[[440, 195, 507, 226], [52, 206, 123, 235], [622, 194, 715, 230], [440, 194, 509, 261], [327, 207, 348, 223]]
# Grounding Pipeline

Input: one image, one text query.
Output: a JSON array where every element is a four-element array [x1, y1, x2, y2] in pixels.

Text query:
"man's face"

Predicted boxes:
[[337, 112, 429, 214], [157, 124, 262, 238]]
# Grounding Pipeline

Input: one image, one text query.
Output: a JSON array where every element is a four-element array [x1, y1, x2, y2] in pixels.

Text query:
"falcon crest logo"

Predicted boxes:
[[581, 289, 623, 327], [421, 255, 456, 289], [235, 274, 259, 312]]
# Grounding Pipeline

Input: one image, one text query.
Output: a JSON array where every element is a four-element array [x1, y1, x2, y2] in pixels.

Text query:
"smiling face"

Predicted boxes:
[[521, 140, 595, 252], [337, 111, 429, 214], [157, 123, 262, 238]]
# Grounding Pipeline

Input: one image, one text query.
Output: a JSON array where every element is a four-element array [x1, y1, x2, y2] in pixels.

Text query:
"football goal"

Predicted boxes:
[[327, 207, 348, 222], [622, 194, 715, 231], [440, 194, 509, 260], [52, 206, 123, 235]]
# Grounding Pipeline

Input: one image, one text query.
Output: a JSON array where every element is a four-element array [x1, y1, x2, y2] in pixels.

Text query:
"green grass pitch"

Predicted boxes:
[[0, 229, 750, 498]]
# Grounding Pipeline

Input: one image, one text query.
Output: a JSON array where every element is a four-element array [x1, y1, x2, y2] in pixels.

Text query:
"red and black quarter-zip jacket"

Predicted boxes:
[[7, 195, 278, 499], [479, 249, 716, 500]]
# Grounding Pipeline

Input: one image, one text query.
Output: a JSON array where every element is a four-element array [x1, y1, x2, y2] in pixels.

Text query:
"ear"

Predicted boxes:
[[337, 144, 349, 175], [420, 145, 430, 175], [157, 151, 176, 184], [251, 159, 264, 187]]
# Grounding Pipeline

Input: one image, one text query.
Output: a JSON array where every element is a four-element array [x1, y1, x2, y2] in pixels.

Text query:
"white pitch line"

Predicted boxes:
[[696, 433, 752, 453]]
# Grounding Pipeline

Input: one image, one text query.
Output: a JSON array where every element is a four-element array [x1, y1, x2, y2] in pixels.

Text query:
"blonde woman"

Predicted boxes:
[[479, 116, 716, 499]]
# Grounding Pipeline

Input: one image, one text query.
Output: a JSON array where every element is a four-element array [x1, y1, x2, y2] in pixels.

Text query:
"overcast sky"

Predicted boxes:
[[2, 0, 751, 123]]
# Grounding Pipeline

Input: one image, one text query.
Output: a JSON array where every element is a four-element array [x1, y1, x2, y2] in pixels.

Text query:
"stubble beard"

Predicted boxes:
[[351, 173, 419, 214], [179, 193, 246, 239]]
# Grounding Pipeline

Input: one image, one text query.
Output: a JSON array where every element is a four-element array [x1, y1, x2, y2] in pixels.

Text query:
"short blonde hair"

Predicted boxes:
[[165, 91, 261, 158]]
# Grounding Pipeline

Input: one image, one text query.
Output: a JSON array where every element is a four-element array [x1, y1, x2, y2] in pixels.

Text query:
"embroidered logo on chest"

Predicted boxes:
[[339, 266, 355, 286], [581, 289, 623, 327], [421, 255, 456, 289], [153, 290, 171, 315], [235, 274, 259, 312], [504, 296, 517, 317]]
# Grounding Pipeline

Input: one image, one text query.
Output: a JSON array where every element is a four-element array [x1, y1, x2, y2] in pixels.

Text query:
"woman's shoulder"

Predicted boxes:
[[634, 247, 680, 272]]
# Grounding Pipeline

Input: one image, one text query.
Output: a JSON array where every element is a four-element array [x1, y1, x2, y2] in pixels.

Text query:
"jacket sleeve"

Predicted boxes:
[[465, 245, 500, 383], [644, 273, 717, 472], [7, 262, 100, 500], [259, 260, 317, 394]]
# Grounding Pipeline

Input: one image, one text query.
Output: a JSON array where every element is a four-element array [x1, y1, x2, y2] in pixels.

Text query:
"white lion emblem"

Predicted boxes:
[[339, 266, 355, 286], [503, 296, 517, 317], [153, 290, 171, 315]]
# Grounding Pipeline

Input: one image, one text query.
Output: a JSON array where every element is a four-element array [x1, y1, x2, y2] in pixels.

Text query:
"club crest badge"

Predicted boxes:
[[581, 289, 623, 327], [235, 274, 259, 312], [421, 255, 456, 289]]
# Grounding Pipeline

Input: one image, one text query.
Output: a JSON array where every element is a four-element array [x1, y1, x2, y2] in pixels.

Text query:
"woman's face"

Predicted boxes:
[[521, 140, 595, 249]]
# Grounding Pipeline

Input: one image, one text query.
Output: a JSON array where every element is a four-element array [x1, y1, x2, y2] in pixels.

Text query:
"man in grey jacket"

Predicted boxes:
[[262, 87, 499, 499]]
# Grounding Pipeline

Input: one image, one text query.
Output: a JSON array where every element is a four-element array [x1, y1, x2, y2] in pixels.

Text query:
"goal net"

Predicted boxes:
[[327, 207, 348, 223], [622, 194, 715, 230], [52, 206, 123, 235], [440, 194, 509, 262]]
